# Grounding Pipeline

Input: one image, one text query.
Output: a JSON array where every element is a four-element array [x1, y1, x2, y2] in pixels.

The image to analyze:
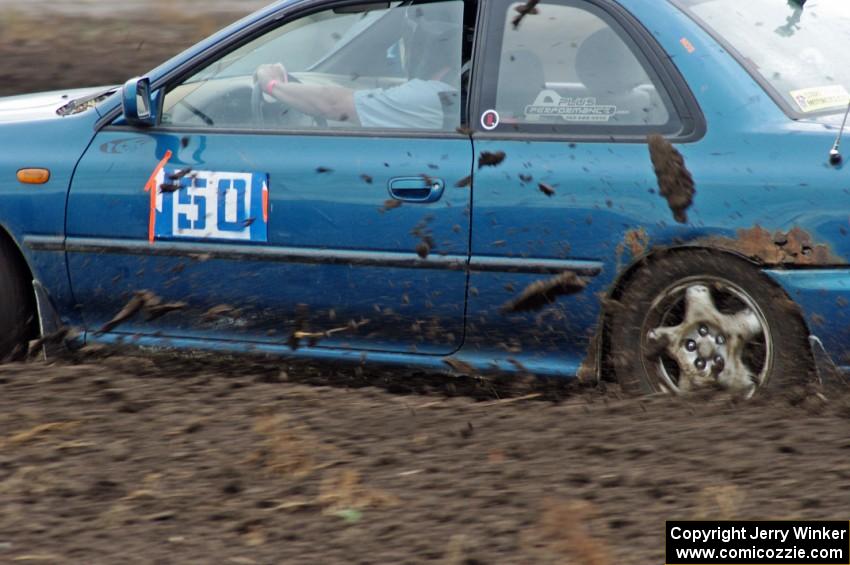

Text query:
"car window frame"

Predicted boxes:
[[101, 0, 477, 140], [469, 0, 705, 143]]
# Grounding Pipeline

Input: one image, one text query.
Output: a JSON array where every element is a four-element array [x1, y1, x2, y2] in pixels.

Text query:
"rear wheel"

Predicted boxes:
[[0, 238, 36, 360], [609, 250, 814, 397]]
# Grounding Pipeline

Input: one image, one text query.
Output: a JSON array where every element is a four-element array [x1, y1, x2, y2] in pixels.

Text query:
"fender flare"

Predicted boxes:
[[580, 245, 828, 385]]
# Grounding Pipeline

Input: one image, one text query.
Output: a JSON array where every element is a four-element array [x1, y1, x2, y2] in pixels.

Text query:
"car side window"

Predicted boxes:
[[160, 1, 466, 132], [482, 0, 681, 134]]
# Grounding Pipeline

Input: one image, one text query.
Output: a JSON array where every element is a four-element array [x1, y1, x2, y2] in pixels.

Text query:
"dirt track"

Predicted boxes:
[[2, 353, 850, 564], [0, 3, 257, 97], [3, 3, 850, 564], [0, 0, 267, 17]]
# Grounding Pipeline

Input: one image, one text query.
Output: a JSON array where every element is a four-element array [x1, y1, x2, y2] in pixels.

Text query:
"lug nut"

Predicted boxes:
[[714, 356, 725, 372], [686, 340, 697, 352], [716, 335, 726, 345], [699, 325, 710, 337], [695, 358, 707, 371]]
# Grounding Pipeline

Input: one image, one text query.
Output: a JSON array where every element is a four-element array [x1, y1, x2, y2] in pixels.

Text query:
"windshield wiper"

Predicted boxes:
[[177, 99, 215, 127], [56, 87, 118, 116]]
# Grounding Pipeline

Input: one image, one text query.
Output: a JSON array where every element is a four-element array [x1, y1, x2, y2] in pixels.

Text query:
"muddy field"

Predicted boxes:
[[3, 352, 850, 564], [3, 3, 850, 564], [0, 2, 262, 97]]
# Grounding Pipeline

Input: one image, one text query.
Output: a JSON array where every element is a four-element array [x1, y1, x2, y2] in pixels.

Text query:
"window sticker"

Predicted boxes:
[[481, 109, 500, 130], [152, 168, 269, 243], [790, 85, 850, 113], [680, 37, 696, 54], [525, 90, 618, 123]]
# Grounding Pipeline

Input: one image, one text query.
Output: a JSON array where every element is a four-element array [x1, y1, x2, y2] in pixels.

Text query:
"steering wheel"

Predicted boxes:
[[251, 74, 328, 129]]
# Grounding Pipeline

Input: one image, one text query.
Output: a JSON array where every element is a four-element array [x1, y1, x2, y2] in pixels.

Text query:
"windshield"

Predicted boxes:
[[677, 0, 850, 116], [190, 8, 396, 83], [161, 1, 464, 131]]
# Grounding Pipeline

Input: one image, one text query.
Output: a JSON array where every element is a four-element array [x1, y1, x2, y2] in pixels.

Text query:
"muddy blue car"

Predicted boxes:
[[1, 0, 848, 396]]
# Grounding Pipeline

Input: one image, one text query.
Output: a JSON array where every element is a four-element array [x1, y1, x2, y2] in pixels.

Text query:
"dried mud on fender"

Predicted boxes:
[[698, 225, 844, 266], [615, 227, 651, 268]]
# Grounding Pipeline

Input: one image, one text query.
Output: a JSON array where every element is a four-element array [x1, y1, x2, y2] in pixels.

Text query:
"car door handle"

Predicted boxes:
[[388, 177, 445, 203]]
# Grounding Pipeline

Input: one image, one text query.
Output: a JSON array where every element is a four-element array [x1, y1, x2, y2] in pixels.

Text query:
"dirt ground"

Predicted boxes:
[[3, 4, 850, 565], [2, 352, 850, 564], [0, 3, 260, 97]]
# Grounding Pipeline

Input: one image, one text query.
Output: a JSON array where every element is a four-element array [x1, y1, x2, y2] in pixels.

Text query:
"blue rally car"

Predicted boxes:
[[1, 0, 849, 396]]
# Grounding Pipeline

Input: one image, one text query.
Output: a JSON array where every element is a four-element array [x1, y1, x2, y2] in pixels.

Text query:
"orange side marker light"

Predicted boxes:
[[17, 168, 50, 185]]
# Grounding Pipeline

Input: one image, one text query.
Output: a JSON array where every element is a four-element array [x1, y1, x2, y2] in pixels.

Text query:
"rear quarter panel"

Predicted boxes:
[[464, 0, 850, 373]]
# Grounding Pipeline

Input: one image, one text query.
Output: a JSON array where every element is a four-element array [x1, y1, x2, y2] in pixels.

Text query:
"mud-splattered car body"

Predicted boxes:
[[1, 0, 849, 379]]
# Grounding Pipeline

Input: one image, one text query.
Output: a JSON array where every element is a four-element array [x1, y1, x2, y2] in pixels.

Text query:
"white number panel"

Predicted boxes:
[[153, 168, 269, 243]]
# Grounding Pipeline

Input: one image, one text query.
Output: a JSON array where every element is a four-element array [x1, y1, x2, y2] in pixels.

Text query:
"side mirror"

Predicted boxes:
[[121, 77, 155, 127]]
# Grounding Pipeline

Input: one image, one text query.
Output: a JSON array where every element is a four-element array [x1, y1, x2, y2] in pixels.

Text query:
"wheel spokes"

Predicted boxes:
[[718, 355, 759, 395], [646, 326, 680, 357], [683, 285, 724, 327], [727, 308, 763, 342], [645, 283, 769, 395]]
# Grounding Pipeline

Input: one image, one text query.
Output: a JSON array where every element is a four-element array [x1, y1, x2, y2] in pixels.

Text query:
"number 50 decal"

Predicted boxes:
[[154, 169, 269, 243]]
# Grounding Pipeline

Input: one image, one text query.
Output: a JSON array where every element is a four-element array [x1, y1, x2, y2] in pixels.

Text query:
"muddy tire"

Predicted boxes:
[[0, 237, 36, 360], [609, 250, 814, 396]]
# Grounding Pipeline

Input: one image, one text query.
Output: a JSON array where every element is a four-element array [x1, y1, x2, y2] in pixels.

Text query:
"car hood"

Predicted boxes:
[[0, 86, 116, 123]]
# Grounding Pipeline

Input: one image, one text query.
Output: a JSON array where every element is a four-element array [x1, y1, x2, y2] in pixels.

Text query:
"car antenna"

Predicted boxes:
[[829, 97, 850, 166]]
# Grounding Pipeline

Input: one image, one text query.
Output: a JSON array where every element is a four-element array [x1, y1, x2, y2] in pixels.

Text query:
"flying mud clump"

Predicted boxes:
[[455, 175, 472, 188], [512, 0, 541, 29], [26, 326, 79, 359], [478, 151, 507, 169], [159, 167, 195, 193], [538, 182, 556, 197], [379, 199, 403, 213], [647, 134, 695, 224], [97, 291, 187, 335], [411, 216, 436, 259], [501, 271, 587, 313]]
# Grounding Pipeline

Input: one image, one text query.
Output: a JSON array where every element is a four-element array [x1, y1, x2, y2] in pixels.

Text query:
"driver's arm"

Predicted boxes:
[[257, 64, 359, 124], [270, 83, 359, 124]]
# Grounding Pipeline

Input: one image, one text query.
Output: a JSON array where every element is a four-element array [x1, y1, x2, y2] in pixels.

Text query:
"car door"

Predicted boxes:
[[461, 0, 702, 371], [66, 0, 474, 355]]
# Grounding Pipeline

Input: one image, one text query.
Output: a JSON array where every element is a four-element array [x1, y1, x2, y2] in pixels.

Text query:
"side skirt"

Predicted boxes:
[[86, 332, 581, 379]]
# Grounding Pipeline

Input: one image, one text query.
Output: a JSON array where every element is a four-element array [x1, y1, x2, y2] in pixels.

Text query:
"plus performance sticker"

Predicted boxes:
[[152, 168, 269, 243], [525, 90, 618, 123]]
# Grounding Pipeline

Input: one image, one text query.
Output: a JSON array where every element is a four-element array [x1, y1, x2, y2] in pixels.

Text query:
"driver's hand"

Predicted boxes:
[[255, 63, 287, 88]]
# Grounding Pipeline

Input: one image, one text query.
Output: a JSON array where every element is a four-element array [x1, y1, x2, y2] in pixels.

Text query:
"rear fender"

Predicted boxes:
[[584, 245, 836, 385]]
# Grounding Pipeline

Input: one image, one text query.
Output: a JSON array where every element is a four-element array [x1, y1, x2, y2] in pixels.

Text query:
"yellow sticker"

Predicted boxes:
[[790, 85, 850, 113]]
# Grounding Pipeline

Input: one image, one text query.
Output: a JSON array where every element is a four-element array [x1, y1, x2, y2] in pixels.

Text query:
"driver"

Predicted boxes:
[[254, 8, 462, 130]]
